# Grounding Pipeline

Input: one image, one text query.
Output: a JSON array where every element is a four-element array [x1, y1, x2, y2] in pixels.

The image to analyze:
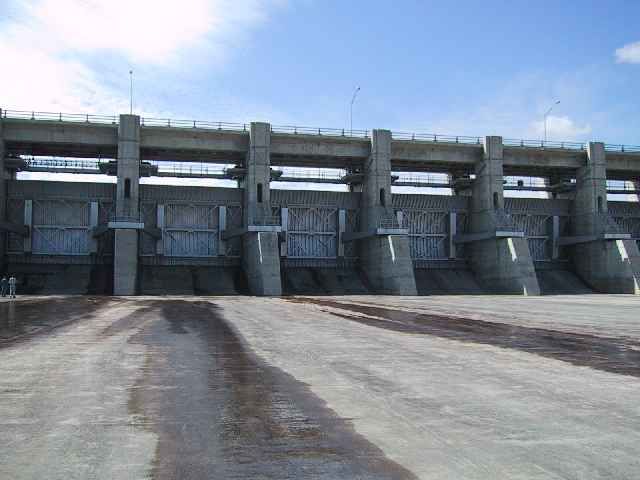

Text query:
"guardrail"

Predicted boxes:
[[271, 125, 369, 138], [4, 109, 640, 154], [503, 138, 586, 150], [2, 109, 117, 124], [140, 117, 248, 132], [391, 132, 482, 145], [604, 143, 640, 153]]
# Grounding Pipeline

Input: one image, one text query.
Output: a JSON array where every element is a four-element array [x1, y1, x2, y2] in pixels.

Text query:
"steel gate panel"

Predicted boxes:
[[31, 199, 91, 255], [398, 209, 450, 260], [286, 206, 338, 259], [6, 198, 25, 253], [511, 213, 552, 261], [139, 202, 158, 256], [163, 203, 219, 257]]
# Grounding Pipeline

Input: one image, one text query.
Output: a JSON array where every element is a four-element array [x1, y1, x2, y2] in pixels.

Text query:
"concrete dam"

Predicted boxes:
[[1, 110, 639, 296]]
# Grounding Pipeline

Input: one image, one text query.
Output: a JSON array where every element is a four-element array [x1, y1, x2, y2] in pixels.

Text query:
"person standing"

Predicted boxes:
[[0, 277, 7, 297], [8, 275, 16, 299]]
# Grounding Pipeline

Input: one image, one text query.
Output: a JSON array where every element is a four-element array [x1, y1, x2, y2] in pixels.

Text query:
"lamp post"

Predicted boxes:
[[350, 86, 360, 136], [129, 70, 134, 115], [544, 100, 560, 143]]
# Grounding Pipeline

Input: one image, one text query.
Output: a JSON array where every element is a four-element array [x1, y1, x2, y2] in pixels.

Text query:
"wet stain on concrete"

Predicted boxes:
[[128, 300, 417, 480], [0, 297, 108, 346], [287, 297, 640, 379]]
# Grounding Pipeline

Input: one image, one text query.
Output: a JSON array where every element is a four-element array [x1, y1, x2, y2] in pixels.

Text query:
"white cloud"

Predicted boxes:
[[615, 41, 640, 64], [1, 0, 282, 113], [530, 115, 591, 141]]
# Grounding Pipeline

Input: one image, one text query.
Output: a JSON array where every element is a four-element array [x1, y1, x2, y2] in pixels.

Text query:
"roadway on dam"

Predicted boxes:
[[0, 295, 639, 479]]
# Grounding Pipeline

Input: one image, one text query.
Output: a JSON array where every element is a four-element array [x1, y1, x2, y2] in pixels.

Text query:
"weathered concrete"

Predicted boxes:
[[113, 114, 140, 295], [468, 136, 540, 295], [242, 231, 282, 296], [2, 295, 640, 479], [356, 130, 417, 295], [240, 122, 282, 295], [572, 142, 640, 293], [0, 115, 6, 275]]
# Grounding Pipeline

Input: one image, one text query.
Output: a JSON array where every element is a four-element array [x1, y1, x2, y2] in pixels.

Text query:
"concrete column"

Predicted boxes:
[[571, 142, 640, 293], [0, 113, 6, 275], [467, 136, 540, 295], [113, 114, 140, 295], [358, 129, 417, 295], [240, 122, 281, 296]]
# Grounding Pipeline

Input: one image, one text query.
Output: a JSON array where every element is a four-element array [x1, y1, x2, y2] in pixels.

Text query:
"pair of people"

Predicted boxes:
[[1, 276, 17, 299]]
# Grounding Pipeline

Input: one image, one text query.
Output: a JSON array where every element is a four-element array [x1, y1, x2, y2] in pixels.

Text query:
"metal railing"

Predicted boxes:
[[492, 209, 518, 231], [604, 143, 640, 153], [140, 117, 248, 132], [271, 124, 369, 138], [3, 108, 640, 154], [110, 214, 144, 224], [2, 109, 117, 124], [379, 215, 402, 229], [151, 162, 228, 178], [391, 131, 482, 145], [503, 138, 586, 150]]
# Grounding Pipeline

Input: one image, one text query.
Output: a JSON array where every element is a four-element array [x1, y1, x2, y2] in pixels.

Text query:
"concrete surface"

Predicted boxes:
[[1, 294, 640, 479]]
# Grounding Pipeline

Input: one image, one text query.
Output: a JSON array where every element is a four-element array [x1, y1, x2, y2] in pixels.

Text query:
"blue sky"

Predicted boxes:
[[2, 0, 640, 144]]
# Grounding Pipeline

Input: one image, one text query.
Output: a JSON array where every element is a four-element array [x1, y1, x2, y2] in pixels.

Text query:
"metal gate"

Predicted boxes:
[[163, 203, 219, 257], [510, 213, 551, 261], [31, 199, 90, 255], [286, 206, 338, 258], [399, 209, 449, 259]]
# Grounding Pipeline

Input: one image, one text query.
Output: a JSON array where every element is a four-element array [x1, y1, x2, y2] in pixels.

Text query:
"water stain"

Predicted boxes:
[[0, 297, 109, 346], [127, 299, 418, 480], [287, 297, 640, 379]]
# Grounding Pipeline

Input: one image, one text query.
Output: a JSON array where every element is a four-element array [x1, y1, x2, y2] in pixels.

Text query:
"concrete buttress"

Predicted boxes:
[[357, 129, 417, 295], [0, 114, 6, 275], [468, 136, 541, 295], [571, 142, 640, 293], [240, 122, 282, 296], [113, 114, 140, 295]]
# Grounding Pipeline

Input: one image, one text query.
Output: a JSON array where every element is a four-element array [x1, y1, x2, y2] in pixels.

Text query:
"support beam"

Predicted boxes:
[[113, 114, 140, 295], [467, 136, 540, 295], [571, 142, 640, 293], [356, 129, 417, 295], [240, 122, 282, 296]]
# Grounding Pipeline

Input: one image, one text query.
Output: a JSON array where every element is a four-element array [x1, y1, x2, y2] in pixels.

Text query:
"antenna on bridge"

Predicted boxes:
[[129, 70, 134, 115]]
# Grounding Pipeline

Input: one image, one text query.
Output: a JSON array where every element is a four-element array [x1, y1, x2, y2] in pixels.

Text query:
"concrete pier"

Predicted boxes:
[[113, 114, 141, 295], [356, 130, 417, 295], [467, 136, 540, 295], [571, 142, 640, 293], [240, 122, 282, 296], [0, 116, 6, 275]]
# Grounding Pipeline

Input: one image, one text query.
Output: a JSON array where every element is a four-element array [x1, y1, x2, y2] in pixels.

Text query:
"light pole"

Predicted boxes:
[[350, 86, 360, 136], [129, 70, 134, 115], [544, 100, 560, 143]]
